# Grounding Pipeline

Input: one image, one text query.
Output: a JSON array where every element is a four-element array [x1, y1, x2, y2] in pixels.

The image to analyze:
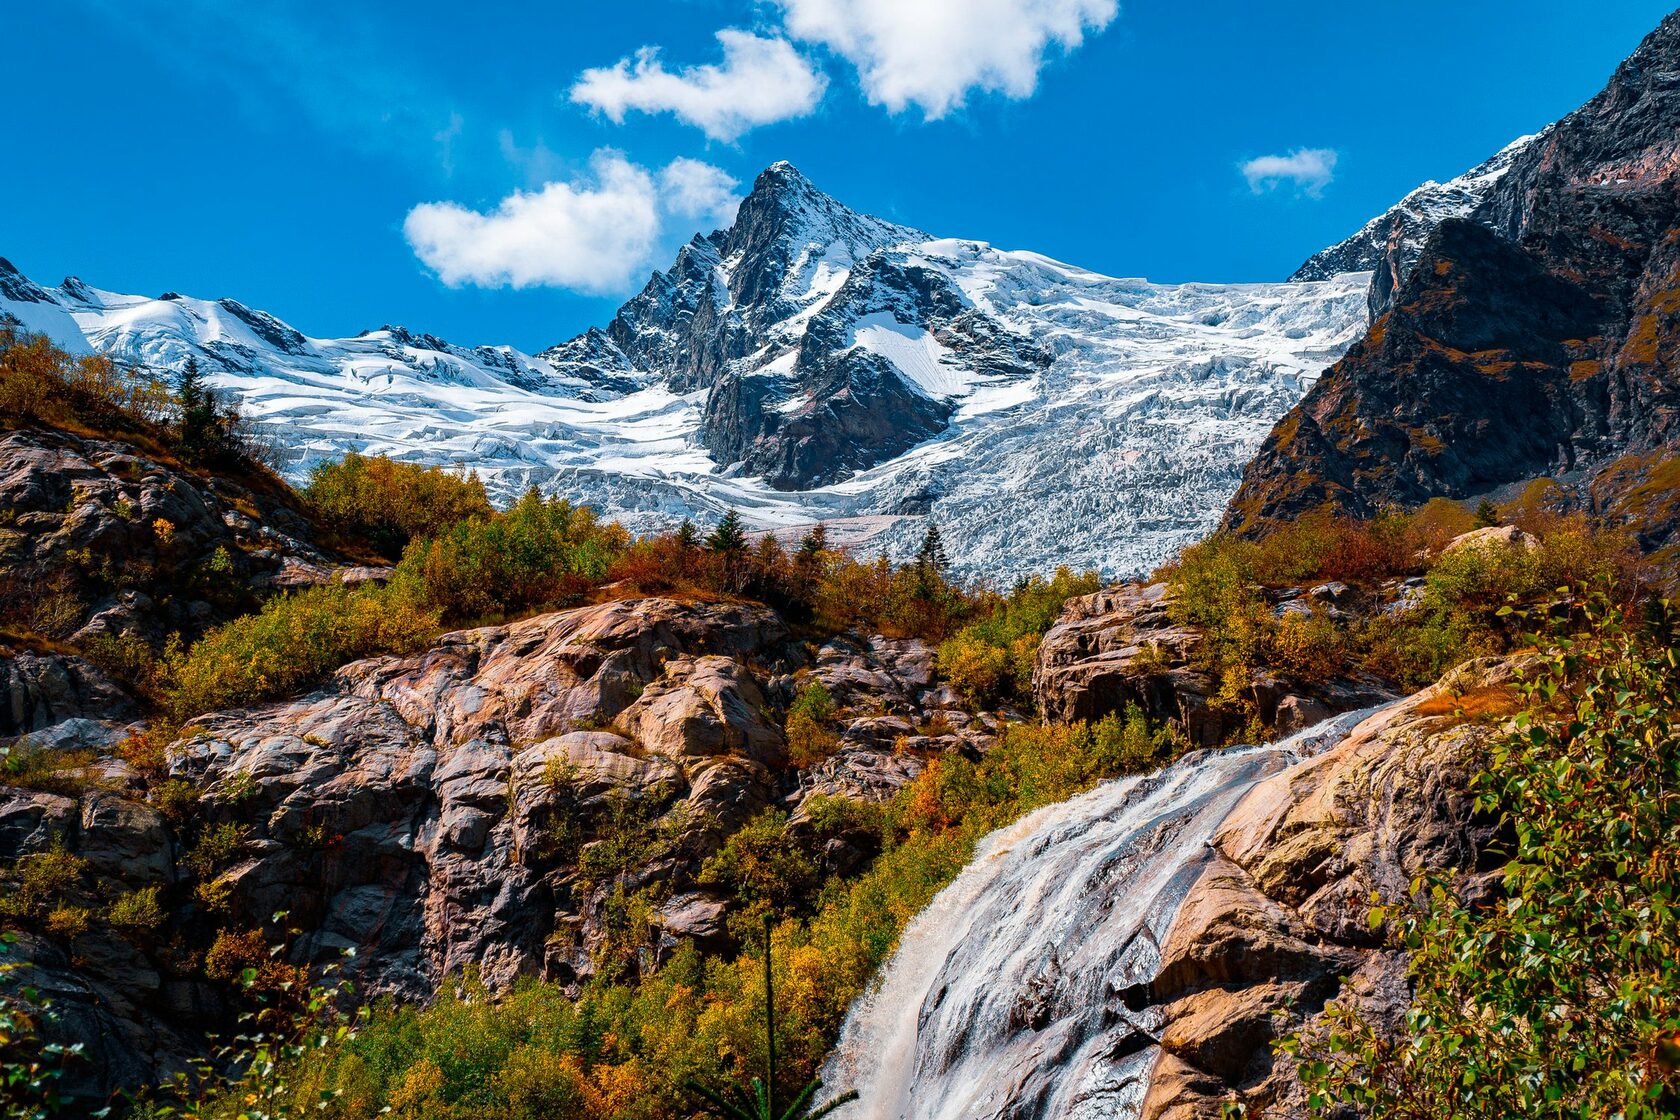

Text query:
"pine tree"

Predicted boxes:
[[1474, 498, 1500, 528], [675, 518, 700, 552], [915, 523, 948, 575], [707, 508, 748, 554], [796, 523, 827, 564], [176, 357, 221, 461]]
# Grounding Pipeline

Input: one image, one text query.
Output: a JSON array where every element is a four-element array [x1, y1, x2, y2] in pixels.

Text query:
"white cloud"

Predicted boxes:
[[1241, 148, 1339, 198], [570, 29, 827, 141], [660, 158, 744, 230], [775, 0, 1118, 119], [404, 151, 739, 293]]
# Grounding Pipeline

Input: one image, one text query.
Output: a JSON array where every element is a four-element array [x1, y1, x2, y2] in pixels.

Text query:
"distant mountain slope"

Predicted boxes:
[[1290, 134, 1540, 313], [4, 166, 1371, 579], [1226, 10, 1680, 552]]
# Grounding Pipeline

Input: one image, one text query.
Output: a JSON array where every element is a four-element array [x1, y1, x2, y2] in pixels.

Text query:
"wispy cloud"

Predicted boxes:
[[659, 159, 744, 231], [404, 152, 739, 293], [775, 0, 1119, 119], [1241, 148, 1339, 198], [571, 29, 827, 142], [75, 0, 461, 168]]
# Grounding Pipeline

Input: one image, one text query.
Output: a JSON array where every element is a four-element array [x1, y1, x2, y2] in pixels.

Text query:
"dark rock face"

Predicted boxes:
[[0, 427, 338, 654], [1229, 12, 1680, 541], [2, 648, 134, 737], [539, 162, 1046, 490]]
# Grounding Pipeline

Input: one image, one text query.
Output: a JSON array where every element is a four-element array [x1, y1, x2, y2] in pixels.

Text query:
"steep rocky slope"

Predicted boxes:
[[825, 658, 1510, 1119], [0, 426, 352, 738], [1227, 12, 1680, 545]]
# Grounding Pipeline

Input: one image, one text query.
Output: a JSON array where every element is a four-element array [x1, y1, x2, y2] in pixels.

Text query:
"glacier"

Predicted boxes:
[[2, 145, 1519, 580]]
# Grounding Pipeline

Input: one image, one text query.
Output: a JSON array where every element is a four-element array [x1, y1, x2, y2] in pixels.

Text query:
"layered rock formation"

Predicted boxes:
[[1228, 12, 1680, 545], [1032, 582, 1399, 743], [1, 595, 980, 1104]]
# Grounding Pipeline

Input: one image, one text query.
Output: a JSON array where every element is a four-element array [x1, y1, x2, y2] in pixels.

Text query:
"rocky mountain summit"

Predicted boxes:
[[1290, 133, 1539, 314], [1228, 11, 1680, 548], [2, 169, 1370, 580]]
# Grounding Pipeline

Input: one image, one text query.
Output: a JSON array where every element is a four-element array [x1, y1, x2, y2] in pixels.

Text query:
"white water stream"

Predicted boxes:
[[822, 707, 1382, 1120]]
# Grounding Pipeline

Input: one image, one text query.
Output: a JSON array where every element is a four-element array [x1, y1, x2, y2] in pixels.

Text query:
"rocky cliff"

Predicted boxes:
[[1228, 12, 1680, 544], [1141, 657, 1512, 1118], [0, 426, 352, 738], [1, 594, 984, 1105]]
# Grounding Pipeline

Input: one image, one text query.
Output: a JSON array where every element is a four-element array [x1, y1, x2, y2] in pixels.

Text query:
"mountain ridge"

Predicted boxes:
[[3, 166, 1376, 579], [1225, 9, 1680, 550]]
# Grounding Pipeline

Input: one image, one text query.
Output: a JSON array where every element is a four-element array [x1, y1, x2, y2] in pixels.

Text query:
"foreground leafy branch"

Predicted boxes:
[[1282, 592, 1680, 1119]]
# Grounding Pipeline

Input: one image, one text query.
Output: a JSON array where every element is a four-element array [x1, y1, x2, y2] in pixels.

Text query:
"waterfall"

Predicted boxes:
[[822, 707, 1383, 1120]]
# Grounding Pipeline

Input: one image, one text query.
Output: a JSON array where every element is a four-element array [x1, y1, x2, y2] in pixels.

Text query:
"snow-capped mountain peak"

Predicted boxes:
[[1290, 132, 1542, 288], [4, 162, 1383, 579]]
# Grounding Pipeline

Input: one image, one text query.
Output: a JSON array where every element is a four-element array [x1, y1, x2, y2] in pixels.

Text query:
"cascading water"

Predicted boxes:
[[822, 707, 1384, 1120]]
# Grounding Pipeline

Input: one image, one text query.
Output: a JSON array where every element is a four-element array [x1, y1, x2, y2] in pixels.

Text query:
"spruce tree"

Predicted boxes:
[[1474, 498, 1500, 528], [176, 357, 220, 461], [707, 508, 748, 554], [675, 518, 700, 552], [916, 523, 948, 575]]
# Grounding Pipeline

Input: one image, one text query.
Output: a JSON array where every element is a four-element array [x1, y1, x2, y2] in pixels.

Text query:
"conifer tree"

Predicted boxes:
[[676, 518, 700, 552], [797, 523, 828, 560], [916, 523, 948, 575], [707, 508, 748, 554], [1474, 498, 1500, 528], [176, 357, 221, 461]]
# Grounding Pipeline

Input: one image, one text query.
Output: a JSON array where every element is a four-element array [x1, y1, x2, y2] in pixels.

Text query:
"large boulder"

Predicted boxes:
[[163, 597, 798, 996], [1139, 657, 1517, 1118]]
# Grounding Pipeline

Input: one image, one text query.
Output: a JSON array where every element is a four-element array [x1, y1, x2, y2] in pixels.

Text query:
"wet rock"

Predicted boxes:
[[1274, 695, 1331, 735], [1139, 658, 1514, 1117]]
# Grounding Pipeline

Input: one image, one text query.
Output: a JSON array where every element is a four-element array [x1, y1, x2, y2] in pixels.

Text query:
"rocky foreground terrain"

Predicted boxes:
[[3, 590, 992, 1099], [1141, 656, 1511, 1117], [2, 505, 1523, 1118]]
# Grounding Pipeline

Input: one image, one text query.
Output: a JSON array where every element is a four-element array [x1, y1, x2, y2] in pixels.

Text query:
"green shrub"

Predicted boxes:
[[0, 741, 101, 797], [936, 567, 1100, 709], [1283, 595, 1680, 1118], [185, 823, 249, 879], [0, 845, 87, 925], [392, 488, 629, 623], [107, 886, 167, 932], [158, 582, 440, 721], [785, 681, 839, 767], [699, 811, 819, 919], [305, 452, 493, 558]]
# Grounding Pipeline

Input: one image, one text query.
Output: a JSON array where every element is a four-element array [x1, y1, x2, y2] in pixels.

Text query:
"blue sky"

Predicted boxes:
[[3, 1, 1673, 353]]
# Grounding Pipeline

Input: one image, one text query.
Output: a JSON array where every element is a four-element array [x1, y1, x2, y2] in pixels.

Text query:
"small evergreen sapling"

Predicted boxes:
[[687, 916, 859, 1120]]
